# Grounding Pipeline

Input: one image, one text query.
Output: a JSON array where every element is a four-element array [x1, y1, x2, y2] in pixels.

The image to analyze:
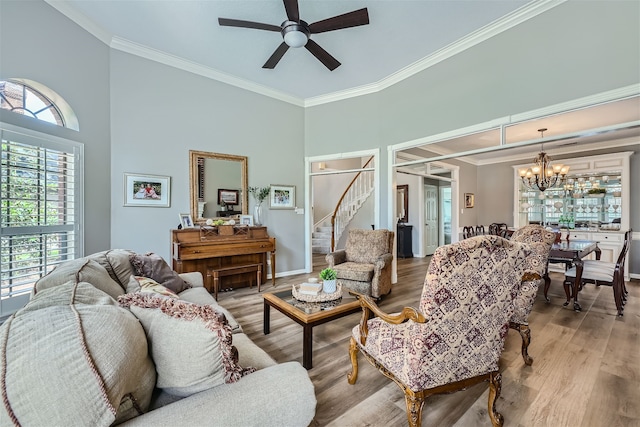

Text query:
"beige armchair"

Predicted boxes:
[[325, 229, 394, 299], [347, 235, 533, 427]]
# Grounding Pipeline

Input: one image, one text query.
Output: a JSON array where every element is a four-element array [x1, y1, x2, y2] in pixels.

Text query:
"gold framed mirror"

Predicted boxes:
[[189, 150, 248, 222]]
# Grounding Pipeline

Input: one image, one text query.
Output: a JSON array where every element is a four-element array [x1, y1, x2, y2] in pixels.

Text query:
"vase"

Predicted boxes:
[[253, 204, 263, 226], [322, 279, 337, 294]]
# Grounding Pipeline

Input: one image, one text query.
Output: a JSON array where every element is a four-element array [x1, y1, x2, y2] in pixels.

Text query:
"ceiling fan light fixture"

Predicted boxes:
[[282, 21, 309, 48]]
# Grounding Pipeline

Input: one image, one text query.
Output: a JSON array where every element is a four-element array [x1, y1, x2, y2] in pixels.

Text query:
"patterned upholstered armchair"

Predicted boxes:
[[347, 235, 532, 427], [325, 229, 394, 299], [509, 225, 556, 365]]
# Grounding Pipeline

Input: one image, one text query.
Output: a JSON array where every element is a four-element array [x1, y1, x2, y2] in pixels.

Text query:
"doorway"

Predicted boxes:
[[440, 186, 452, 245], [305, 150, 380, 273], [423, 183, 438, 256]]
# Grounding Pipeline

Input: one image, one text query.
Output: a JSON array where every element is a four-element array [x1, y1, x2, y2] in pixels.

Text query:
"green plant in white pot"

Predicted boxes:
[[319, 268, 337, 293]]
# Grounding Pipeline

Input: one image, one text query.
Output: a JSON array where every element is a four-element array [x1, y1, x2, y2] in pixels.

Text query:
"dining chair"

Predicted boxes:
[[462, 226, 475, 239], [347, 235, 533, 427], [475, 225, 486, 235], [509, 225, 556, 365], [564, 229, 632, 316], [489, 223, 508, 236]]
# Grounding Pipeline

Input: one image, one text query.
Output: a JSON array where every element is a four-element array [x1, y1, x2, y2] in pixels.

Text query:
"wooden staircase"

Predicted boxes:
[[312, 157, 375, 254]]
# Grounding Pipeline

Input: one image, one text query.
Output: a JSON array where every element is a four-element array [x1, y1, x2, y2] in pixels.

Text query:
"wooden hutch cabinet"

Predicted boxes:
[[513, 151, 632, 279]]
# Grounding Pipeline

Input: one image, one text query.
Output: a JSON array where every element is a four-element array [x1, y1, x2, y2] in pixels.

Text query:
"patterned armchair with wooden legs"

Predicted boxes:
[[325, 229, 394, 299], [508, 225, 556, 365], [347, 235, 533, 427]]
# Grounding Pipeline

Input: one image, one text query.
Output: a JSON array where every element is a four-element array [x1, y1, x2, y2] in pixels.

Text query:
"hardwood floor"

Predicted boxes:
[[219, 255, 640, 426]]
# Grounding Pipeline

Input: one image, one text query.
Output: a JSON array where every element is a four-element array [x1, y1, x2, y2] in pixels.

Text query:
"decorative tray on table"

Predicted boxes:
[[292, 283, 342, 302]]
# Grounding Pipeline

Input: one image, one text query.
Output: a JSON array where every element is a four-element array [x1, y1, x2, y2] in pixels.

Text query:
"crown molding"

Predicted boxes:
[[44, 0, 112, 45], [474, 135, 640, 166], [391, 84, 640, 167], [110, 37, 304, 107], [46, 0, 565, 108], [305, 0, 565, 107]]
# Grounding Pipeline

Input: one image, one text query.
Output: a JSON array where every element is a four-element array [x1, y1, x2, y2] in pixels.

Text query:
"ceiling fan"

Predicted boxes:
[[218, 0, 369, 71]]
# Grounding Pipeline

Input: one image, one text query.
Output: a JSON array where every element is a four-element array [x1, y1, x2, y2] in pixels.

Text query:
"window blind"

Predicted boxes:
[[1, 128, 81, 317]]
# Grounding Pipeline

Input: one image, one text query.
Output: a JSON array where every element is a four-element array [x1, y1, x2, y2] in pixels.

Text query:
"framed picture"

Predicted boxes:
[[269, 184, 295, 209], [179, 213, 194, 228], [239, 214, 254, 226], [217, 189, 239, 206], [465, 193, 475, 208], [124, 173, 171, 207]]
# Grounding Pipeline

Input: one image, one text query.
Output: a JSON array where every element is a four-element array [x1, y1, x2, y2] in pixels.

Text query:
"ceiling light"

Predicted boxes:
[[518, 128, 569, 192], [282, 21, 309, 48]]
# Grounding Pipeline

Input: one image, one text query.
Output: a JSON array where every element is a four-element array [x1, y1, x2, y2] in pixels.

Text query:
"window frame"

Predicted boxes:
[[1, 123, 84, 318]]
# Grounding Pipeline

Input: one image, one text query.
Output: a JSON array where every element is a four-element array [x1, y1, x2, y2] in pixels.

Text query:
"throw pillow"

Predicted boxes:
[[0, 281, 156, 426], [34, 258, 124, 300], [130, 276, 179, 299], [129, 253, 190, 294], [86, 249, 137, 290], [118, 293, 255, 397]]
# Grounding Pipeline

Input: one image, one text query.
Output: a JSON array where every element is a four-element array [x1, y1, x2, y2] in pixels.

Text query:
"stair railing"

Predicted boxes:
[[330, 157, 375, 251]]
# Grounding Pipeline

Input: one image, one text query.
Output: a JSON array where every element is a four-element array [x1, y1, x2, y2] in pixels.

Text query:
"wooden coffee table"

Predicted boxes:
[[263, 287, 362, 370]]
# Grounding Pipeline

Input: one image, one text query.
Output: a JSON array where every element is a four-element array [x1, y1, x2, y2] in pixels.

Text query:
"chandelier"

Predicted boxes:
[[518, 128, 569, 192]]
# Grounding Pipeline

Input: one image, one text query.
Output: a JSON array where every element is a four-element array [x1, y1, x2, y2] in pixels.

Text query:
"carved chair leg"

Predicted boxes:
[[404, 391, 425, 427], [347, 337, 359, 385], [518, 324, 533, 366], [488, 372, 504, 427]]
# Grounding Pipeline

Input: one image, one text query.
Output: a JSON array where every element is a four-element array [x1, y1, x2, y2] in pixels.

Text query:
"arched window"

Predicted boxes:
[[1, 80, 82, 317], [0, 79, 79, 131]]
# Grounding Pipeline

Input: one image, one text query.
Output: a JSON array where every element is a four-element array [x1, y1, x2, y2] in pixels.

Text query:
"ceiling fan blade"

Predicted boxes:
[[218, 18, 281, 32], [283, 0, 299, 22], [263, 42, 290, 69], [308, 8, 369, 34], [305, 39, 340, 71]]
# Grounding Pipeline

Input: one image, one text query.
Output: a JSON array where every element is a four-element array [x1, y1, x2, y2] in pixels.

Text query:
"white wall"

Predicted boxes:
[[0, 0, 112, 255], [109, 51, 305, 271], [305, 0, 640, 232], [311, 159, 363, 222], [3, 1, 638, 275]]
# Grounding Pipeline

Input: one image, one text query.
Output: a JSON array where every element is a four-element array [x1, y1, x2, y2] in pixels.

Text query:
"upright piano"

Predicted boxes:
[[171, 226, 276, 291]]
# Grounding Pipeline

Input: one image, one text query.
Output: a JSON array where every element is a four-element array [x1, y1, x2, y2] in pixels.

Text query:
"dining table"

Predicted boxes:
[[544, 239, 601, 311]]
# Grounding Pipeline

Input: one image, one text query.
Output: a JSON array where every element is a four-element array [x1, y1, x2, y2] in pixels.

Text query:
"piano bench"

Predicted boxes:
[[206, 263, 262, 301]]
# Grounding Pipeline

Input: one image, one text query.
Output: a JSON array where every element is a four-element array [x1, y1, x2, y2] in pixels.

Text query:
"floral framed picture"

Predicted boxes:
[[178, 213, 194, 228], [464, 193, 475, 208], [124, 173, 171, 207], [269, 184, 295, 209], [239, 215, 254, 226]]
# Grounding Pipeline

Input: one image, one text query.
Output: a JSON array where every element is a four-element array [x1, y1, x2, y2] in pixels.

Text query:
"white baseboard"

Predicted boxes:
[[267, 268, 307, 280]]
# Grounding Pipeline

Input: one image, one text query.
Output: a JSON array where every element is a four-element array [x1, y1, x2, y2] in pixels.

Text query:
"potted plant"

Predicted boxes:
[[248, 186, 270, 225], [319, 267, 337, 293]]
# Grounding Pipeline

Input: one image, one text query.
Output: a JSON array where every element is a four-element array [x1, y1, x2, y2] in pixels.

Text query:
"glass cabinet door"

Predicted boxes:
[[519, 173, 622, 229]]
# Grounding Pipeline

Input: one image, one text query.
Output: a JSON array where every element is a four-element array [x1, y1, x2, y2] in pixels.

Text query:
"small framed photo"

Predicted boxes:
[[179, 213, 194, 228], [239, 215, 254, 226], [464, 193, 475, 209], [269, 184, 295, 209], [124, 173, 171, 207], [218, 189, 239, 206]]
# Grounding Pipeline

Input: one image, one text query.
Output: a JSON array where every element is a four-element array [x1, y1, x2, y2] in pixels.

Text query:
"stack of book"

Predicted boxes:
[[298, 283, 323, 295]]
